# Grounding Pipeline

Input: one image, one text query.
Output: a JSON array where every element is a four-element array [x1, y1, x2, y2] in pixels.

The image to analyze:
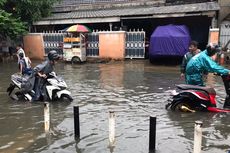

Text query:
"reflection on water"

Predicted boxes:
[[0, 60, 229, 153]]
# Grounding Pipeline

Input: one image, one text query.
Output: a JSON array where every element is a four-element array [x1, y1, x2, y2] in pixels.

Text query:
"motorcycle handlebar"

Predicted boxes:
[[213, 73, 229, 76], [212, 73, 230, 80]]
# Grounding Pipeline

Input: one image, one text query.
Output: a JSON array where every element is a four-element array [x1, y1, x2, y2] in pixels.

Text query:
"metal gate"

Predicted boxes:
[[125, 30, 145, 58], [220, 21, 230, 49], [86, 32, 99, 57], [43, 32, 65, 55], [85, 30, 145, 58]]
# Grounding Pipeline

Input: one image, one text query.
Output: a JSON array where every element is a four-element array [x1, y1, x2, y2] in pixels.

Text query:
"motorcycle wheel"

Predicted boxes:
[[171, 100, 194, 112], [61, 94, 73, 102], [71, 56, 81, 64]]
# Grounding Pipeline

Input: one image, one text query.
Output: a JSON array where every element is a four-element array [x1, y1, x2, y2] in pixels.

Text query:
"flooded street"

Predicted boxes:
[[0, 60, 230, 153]]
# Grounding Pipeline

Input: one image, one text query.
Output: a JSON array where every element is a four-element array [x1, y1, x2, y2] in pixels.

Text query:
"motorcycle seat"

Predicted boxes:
[[176, 84, 216, 95], [17, 78, 23, 83]]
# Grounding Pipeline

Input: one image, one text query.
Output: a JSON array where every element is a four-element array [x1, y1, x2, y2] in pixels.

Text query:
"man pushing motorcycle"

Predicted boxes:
[[166, 43, 230, 111], [185, 43, 230, 108], [32, 50, 60, 101], [186, 43, 230, 86]]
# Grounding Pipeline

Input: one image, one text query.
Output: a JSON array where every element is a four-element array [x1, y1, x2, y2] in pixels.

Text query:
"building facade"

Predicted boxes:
[[34, 0, 222, 50]]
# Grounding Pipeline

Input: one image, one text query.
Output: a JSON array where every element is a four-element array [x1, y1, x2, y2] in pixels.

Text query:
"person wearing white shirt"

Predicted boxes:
[[16, 44, 25, 63], [18, 52, 32, 75]]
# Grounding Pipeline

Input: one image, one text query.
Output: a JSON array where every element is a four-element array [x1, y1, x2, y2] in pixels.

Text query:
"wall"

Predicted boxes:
[[220, 21, 230, 48], [23, 33, 45, 60], [209, 28, 219, 44], [218, 0, 230, 24], [98, 31, 126, 59]]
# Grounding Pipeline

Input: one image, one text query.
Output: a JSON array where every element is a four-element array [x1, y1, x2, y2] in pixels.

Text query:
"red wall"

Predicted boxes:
[[99, 31, 125, 59], [23, 33, 45, 60]]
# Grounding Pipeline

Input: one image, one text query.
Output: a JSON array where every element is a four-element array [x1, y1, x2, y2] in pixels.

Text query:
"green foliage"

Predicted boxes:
[[0, 0, 6, 6], [8, 0, 59, 25], [0, 9, 26, 39], [0, 0, 59, 39]]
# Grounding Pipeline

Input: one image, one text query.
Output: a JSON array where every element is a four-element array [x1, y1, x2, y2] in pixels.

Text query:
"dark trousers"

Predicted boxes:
[[33, 77, 47, 101]]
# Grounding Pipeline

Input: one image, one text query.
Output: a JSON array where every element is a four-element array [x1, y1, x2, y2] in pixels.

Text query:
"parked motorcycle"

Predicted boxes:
[[166, 74, 230, 113], [7, 72, 73, 102]]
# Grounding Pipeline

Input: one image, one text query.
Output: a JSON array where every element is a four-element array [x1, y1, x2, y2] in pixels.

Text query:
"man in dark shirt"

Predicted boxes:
[[180, 41, 200, 81], [33, 50, 60, 101]]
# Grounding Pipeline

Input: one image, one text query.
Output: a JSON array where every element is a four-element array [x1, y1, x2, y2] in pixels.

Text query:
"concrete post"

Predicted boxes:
[[109, 111, 115, 146], [193, 121, 203, 153], [149, 116, 156, 153], [74, 106, 80, 139], [44, 102, 50, 132]]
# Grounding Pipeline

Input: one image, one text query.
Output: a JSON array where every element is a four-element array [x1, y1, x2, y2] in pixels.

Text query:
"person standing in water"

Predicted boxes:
[[180, 41, 200, 81]]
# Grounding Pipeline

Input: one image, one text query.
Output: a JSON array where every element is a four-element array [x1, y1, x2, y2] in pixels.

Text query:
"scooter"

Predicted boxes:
[[7, 72, 73, 102], [166, 74, 230, 112]]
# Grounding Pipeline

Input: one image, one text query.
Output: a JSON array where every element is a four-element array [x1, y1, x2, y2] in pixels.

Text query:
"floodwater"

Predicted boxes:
[[0, 60, 230, 153]]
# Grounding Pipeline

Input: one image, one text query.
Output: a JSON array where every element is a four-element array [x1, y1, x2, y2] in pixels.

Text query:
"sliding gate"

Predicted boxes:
[[125, 30, 145, 58]]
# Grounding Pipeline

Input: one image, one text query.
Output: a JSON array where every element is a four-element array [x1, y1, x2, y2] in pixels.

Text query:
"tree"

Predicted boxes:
[[5, 0, 59, 26], [0, 0, 26, 39], [0, 0, 59, 39], [0, 10, 26, 39]]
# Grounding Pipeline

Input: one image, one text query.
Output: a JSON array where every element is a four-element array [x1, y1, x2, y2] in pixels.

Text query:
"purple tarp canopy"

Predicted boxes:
[[149, 24, 191, 57]]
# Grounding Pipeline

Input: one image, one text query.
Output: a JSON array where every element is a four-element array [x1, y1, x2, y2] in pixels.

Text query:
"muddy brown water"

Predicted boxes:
[[0, 60, 229, 153]]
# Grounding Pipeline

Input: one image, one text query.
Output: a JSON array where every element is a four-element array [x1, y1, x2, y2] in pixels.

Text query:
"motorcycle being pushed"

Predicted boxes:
[[166, 74, 230, 113], [7, 72, 73, 102]]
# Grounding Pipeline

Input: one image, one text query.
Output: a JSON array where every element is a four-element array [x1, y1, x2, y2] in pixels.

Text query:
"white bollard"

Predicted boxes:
[[193, 121, 203, 153], [109, 111, 115, 147], [44, 102, 50, 133]]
